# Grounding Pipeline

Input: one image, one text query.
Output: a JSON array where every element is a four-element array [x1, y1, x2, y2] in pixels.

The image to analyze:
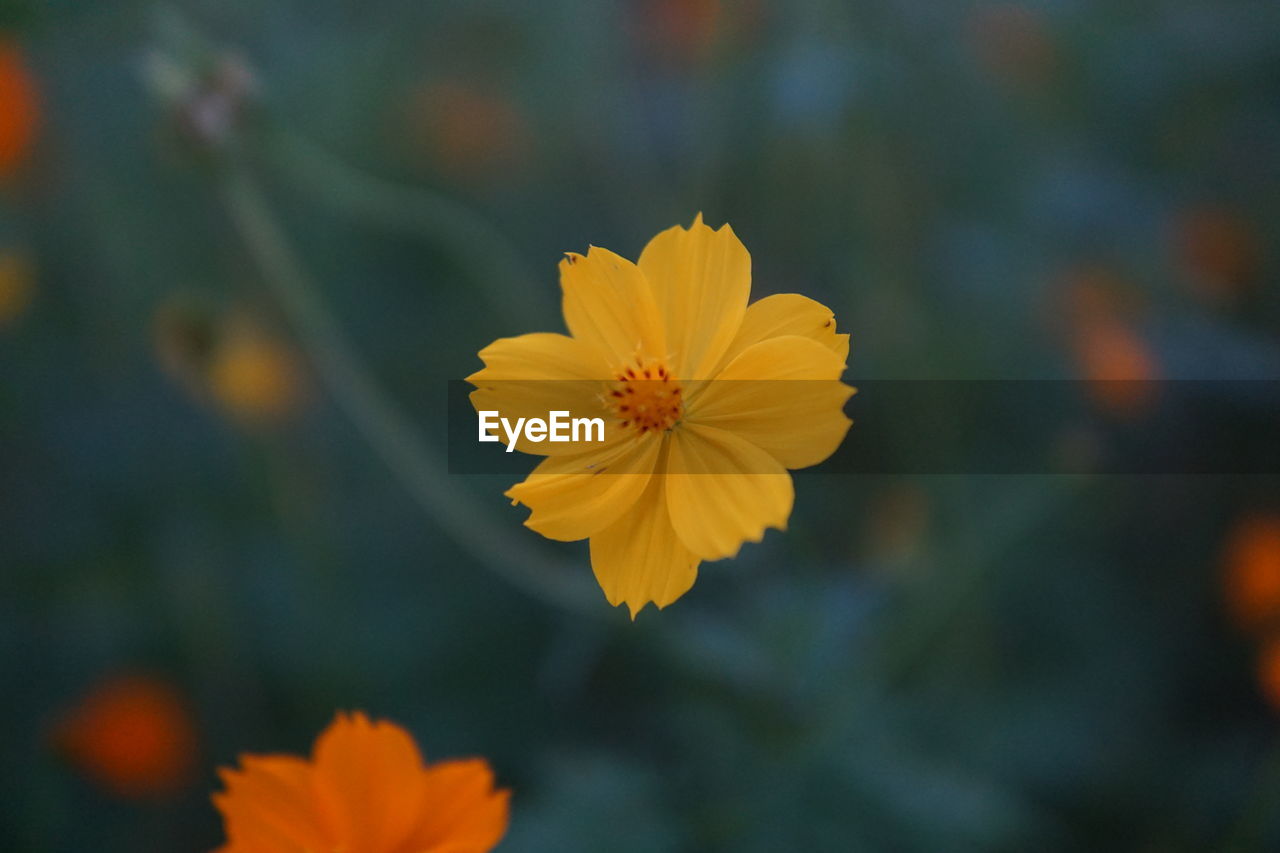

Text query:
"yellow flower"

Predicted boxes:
[[0, 250, 34, 326], [213, 712, 510, 853], [207, 321, 306, 425], [468, 216, 853, 617]]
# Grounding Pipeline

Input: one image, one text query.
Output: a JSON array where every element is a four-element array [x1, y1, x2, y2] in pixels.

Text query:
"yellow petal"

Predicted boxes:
[[688, 335, 854, 470], [468, 332, 615, 456], [589, 439, 701, 618], [637, 215, 751, 380], [560, 246, 666, 369], [719, 293, 849, 370], [664, 422, 794, 560], [505, 432, 662, 541]]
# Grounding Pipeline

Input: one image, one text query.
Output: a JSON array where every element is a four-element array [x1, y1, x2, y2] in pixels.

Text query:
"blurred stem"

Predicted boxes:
[[260, 125, 553, 329], [218, 166, 601, 617]]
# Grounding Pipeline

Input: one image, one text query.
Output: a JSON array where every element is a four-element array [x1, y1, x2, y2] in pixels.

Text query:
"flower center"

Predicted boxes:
[[606, 358, 682, 434]]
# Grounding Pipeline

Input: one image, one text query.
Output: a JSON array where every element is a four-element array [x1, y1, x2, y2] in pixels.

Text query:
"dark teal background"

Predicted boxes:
[[3, 1, 1280, 850]]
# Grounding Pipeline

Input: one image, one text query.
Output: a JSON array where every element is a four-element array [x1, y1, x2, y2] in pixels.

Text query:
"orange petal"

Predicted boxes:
[[404, 759, 512, 852], [311, 712, 431, 851]]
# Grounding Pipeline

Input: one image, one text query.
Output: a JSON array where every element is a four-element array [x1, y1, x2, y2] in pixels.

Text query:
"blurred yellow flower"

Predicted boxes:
[[207, 321, 305, 425], [0, 249, 34, 326], [469, 216, 853, 617], [213, 711, 509, 853]]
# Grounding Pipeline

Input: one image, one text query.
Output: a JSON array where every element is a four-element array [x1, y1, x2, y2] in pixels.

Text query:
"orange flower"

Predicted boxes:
[[636, 0, 723, 65], [1259, 638, 1280, 711], [1224, 515, 1280, 634], [52, 674, 198, 799], [1072, 319, 1159, 418], [0, 39, 38, 177], [967, 3, 1056, 87], [213, 712, 510, 853], [1173, 207, 1259, 303], [410, 81, 529, 179]]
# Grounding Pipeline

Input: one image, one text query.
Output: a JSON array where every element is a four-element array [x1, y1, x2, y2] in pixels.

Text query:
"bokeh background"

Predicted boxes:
[[4, 0, 1280, 849]]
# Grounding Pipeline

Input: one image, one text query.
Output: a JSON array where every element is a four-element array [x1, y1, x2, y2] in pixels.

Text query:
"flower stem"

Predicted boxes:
[[219, 166, 601, 617], [260, 126, 553, 329]]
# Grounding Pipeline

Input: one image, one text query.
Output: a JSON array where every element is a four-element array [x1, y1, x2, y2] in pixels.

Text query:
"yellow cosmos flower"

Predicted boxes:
[[468, 216, 853, 617]]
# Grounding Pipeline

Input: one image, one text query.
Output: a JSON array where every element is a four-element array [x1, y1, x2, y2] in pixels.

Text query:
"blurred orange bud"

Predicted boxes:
[[1224, 515, 1280, 635], [865, 483, 930, 569], [1173, 207, 1260, 304], [410, 81, 530, 180], [636, 0, 723, 65], [0, 248, 34, 326], [968, 4, 1056, 87], [0, 39, 38, 178], [1072, 319, 1160, 418], [1258, 637, 1280, 711], [153, 294, 219, 391], [52, 674, 199, 799], [207, 320, 306, 425]]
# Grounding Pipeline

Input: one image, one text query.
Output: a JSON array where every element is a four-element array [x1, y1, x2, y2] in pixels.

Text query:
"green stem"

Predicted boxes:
[[260, 127, 553, 329], [219, 167, 601, 617]]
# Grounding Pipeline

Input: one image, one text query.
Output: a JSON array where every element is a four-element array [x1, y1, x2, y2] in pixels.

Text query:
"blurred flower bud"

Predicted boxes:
[[207, 315, 307, 426], [51, 674, 199, 799], [1072, 319, 1160, 419], [968, 4, 1056, 88], [145, 48, 259, 160], [1173, 206, 1260, 305], [408, 80, 530, 182], [1260, 638, 1280, 712], [1224, 515, 1280, 636], [0, 247, 34, 326], [155, 298, 307, 426], [0, 38, 38, 179], [633, 0, 724, 67], [153, 293, 219, 390]]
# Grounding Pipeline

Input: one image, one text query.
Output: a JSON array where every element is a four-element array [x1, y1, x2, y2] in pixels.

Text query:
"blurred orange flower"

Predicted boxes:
[[52, 674, 198, 799], [1258, 637, 1280, 710], [636, 0, 723, 65], [968, 3, 1057, 87], [1173, 207, 1260, 304], [207, 321, 306, 425], [0, 39, 38, 177], [1072, 319, 1159, 418], [1051, 267, 1159, 418], [1224, 515, 1280, 635], [213, 711, 510, 853], [411, 81, 530, 179], [0, 249, 34, 326]]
